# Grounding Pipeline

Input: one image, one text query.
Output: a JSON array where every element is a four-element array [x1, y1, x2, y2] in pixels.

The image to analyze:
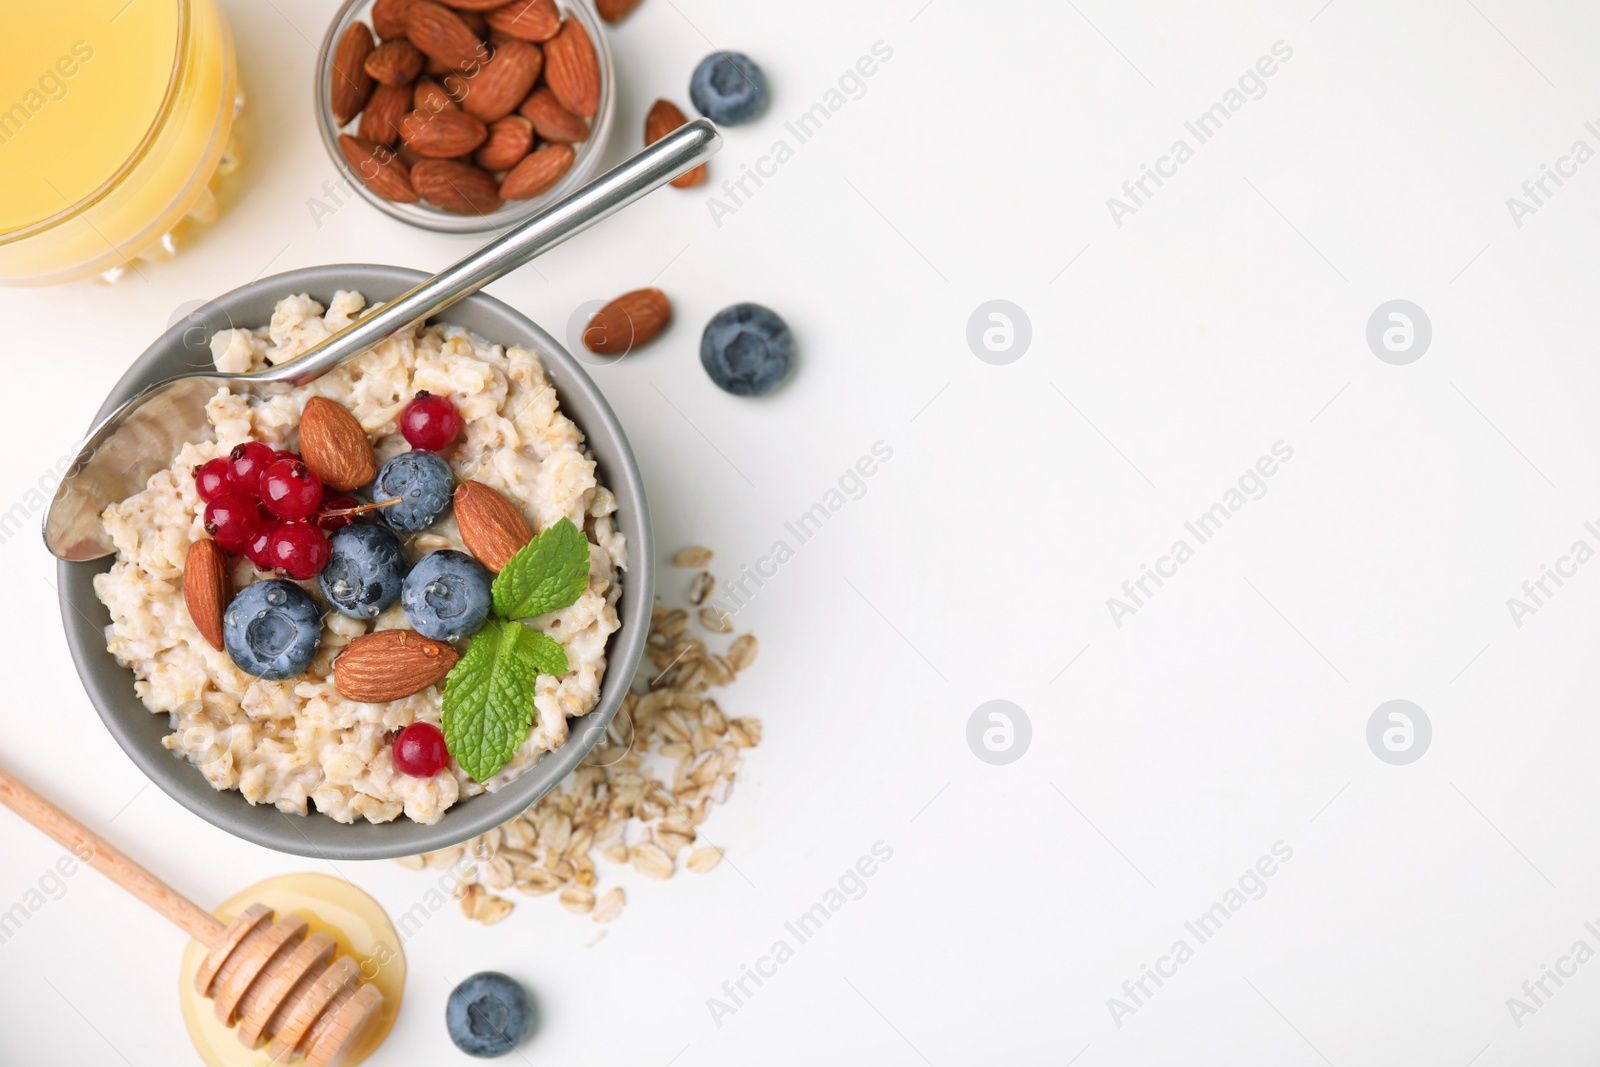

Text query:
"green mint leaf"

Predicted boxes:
[[442, 620, 550, 783], [491, 516, 591, 620], [520, 629, 569, 676]]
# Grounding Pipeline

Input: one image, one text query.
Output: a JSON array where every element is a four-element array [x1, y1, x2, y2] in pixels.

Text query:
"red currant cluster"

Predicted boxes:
[[196, 443, 356, 580]]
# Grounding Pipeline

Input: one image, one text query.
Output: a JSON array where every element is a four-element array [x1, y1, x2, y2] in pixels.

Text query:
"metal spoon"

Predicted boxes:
[[43, 120, 722, 562]]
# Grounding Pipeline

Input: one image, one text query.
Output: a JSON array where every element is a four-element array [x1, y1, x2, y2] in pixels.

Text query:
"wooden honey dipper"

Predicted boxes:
[[0, 767, 383, 1066]]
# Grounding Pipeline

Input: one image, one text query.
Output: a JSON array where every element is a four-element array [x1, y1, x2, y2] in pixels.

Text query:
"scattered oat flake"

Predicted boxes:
[[559, 885, 596, 914], [672, 546, 713, 567], [592, 887, 625, 923], [687, 847, 723, 873], [690, 571, 715, 605], [699, 606, 733, 634]]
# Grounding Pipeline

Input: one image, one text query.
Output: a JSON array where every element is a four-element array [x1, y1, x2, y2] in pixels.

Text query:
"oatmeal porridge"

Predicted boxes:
[[91, 291, 625, 824]]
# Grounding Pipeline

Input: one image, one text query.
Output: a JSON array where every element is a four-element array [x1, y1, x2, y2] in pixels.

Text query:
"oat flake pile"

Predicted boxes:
[[396, 546, 762, 930]]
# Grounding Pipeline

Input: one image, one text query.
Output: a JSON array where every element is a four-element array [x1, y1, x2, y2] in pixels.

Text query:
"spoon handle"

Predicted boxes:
[[258, 119, 722, 388]]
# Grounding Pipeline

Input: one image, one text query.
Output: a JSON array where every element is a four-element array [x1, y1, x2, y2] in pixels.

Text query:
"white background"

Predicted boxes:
[[4, 0, 1600, 1063]]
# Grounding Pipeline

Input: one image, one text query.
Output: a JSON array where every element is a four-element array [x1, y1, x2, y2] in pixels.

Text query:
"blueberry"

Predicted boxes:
[[402, 550, 492, 641], [319, 523, 408, 619], [446, 972, 534, 1058], [700, 303, 794, 396], [375, 451, 455, 533], [223, 579, 323, 680], [689, 51, 768, 126]]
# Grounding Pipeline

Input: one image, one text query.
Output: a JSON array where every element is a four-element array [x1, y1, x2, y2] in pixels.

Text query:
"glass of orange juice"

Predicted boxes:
[[0, 0, 240, 286]]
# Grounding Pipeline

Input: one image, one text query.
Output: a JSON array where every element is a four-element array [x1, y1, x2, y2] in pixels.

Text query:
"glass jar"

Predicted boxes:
[[315, 0, 615, 234], [0, 0, 240, 286]]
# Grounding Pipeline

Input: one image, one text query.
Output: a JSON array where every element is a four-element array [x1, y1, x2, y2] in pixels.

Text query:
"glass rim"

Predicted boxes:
[[0, 0, 193, 247]]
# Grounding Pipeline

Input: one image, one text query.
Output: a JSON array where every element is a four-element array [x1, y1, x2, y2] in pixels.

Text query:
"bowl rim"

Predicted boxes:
[[313, 0, 617, 235], [58, 263, 653, 859]]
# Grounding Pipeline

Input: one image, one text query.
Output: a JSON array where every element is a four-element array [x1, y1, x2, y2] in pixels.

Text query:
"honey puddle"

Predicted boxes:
[[177, 873, 406, 1067]]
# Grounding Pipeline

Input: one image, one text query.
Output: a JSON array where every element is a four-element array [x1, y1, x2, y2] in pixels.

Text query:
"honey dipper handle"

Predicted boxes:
[[0, 767, 225, 946]]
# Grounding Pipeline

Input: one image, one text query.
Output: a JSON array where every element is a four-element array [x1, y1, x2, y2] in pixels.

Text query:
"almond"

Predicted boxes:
[[584, 288, 671, 355], [399, 107, 488, 157], [330, 21, 376, 125], [543, 17, 600, 118], [413, 159, 504, 214], [646, 99, 707, 188], [298, 397, 378, 491], [183, 538, 231, 651], [364, 39, 424, 85], [413, 76, 457, 114], [459, 39, 542, 122], [519, 86, 589, 143], [486, 0, 561, 42], [373, 0, 417, 39], [358, 81, 412, 145], [596, 0, 643, 22], [406, 0, 489, 70], [475, 115, 534, 171], [339, 134, 419, 203], [334, 631, 460, 702], [455, 482, 534, 571], [499, 142, 574, 200], [457, 9, 489, 35]]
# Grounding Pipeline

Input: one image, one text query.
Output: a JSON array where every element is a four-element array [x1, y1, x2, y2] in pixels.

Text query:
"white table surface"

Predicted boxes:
[[5, 0, 1600, 1063]]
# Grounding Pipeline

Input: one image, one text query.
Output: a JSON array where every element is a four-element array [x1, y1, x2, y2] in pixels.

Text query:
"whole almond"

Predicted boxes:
[[646, 99, 707, 188], [543, 17, 600, 118], [407, 0, 489, 69], [584, 288, 671, 355], [459, 40, 542, 122], [365, 38, 424, 84], [455, 481, 534, 571], [372, 0, 417, 39], [338, 134, 419, 203], [399, 107, 488, 157], [358, 81, 413, 145], [183, 538, 231, 651], [413, 76, 457, 114], [486, 0, 561, 42], [475, 115, 534, 171], [596, 0, 643, 22], [413, 159, 504, 214], [519, 86, 589, 143], [331, 21, 377, 125], [298, 397, 378, 491], [334, 631, 460, 702], [500, 142, 575, 200]]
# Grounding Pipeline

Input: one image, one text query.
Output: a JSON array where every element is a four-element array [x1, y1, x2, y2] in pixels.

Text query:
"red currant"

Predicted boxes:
[[400, 392, 462, 452], [228, 441, 276, 495], [260, 459, 324, 521], [315, 492, 359, 530], [393, 722, 449, 777], [244, 522, 280, 568], [194, 458, 233, 501], [203, 492, 262, 552], [267, 521, 331, 580], [274, 449, 300, 463]]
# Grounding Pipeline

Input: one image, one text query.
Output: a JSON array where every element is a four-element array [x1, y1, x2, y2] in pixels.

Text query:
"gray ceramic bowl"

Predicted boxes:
[[57, 264, 652, 860]]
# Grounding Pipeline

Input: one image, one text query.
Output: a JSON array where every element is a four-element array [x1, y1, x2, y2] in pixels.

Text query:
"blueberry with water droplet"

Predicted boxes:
[[223, 579, 322, 680], [320, 523, 408, 619], [402, 550, 492, 641], [375, 451, 455, 532]]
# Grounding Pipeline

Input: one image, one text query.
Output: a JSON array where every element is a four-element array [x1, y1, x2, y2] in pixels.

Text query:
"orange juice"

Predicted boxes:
[[0, 0, 239, 285]]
